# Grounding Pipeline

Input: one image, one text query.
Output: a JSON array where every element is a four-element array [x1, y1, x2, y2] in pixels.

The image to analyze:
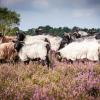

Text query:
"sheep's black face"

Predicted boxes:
[[73, 33, 81, 39], [16, 32, 25, 41], [59, 36, 70, 50], [95, 33, 100, 39], [14, 41, 24, 52]]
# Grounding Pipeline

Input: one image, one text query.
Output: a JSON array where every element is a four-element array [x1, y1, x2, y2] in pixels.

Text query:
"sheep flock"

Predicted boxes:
[[0, 31, 100, 68]]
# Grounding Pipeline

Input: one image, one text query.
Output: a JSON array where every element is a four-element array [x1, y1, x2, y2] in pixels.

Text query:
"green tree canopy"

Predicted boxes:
[[0, 7, 20, 35]]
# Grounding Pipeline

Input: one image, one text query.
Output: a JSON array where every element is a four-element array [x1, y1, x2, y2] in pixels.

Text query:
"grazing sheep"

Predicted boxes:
[[0, 42, 18, 63], [13, 40, 51, 68], [57, 39, 100, 62]]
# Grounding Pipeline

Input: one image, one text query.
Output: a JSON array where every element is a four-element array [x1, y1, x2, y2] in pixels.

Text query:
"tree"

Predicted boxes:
[[72, 26, 80, 32], [26, 28, 35, 35], [63, 27, 71, 33], [0, 7, 20, 35]]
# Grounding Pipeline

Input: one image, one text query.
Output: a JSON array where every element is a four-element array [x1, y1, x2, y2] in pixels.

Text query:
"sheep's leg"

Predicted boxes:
[[45, 55, 50, 68], [0, 59, 4, 63], [45, 55, 55, 69], [68, 59, 73, 64], [24, 60, 29, 65], [14, 55, 19, 63], [41, 60, 45, 66]]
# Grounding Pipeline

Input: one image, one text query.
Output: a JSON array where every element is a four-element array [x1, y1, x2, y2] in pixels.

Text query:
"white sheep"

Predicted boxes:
[[14, 40, 51, 68], [57, 39, 100, 62], [16, 32, 62, 51]]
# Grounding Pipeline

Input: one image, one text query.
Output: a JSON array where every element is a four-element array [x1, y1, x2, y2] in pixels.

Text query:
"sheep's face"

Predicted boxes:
[[14, 41, 24, 52], [58, 36, 70, 50], [16, 32, 25, 41], [95, 33, 100, 39]]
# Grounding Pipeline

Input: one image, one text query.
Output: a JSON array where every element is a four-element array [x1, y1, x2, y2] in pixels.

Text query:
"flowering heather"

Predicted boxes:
[[0, 62, 100, 100]]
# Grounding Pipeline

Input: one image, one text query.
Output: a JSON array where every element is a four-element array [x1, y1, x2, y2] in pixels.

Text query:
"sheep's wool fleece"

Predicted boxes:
[[0, 42, 17, 60], [24, 35, 62, 51], [59, 39, 100, 61], [18, 42, 48, 61], [24, 35, 46, 44], [44, 35, 62, 51]]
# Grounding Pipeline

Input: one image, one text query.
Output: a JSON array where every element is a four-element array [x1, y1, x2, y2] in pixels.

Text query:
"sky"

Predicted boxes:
[[0, 0, 100, 31]]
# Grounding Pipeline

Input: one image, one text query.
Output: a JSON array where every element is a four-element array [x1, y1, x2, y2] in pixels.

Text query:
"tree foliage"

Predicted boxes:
[[26, 25, 100, 37], [0, 7, 20, 35]]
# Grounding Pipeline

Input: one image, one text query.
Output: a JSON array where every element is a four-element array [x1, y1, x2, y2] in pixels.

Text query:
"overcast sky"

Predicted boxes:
[[0, 0, 100, 31]]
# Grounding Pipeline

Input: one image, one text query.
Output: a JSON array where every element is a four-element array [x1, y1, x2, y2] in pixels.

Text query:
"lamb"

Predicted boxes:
[[57, 39, 100, 62], [0, 42, 18, 63], [13, 40, 51, 68]]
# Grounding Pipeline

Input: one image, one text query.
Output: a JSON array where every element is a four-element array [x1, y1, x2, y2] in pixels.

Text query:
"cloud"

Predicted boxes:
[[1, 0, 100, 12], [32, 0, 49, 7], [0, 0, 100, 30], [0, 0, 49, 12], [87, 0, 100, 6], [72, 8, 96, 18]]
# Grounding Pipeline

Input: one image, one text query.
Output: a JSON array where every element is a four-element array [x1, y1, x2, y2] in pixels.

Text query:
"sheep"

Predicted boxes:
[[57, 39, 100, 63], [16, 32, 62, 51], [0, 42, 18, 63], [13, 40, 52, 68], [0, 34, 16, 44]]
